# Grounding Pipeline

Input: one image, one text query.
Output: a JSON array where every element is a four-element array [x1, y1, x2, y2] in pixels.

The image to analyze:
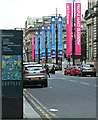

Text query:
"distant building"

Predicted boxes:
[[85, 0, 98, 67]]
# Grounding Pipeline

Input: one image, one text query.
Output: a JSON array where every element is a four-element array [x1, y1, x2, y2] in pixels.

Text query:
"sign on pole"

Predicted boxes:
[[75, 2, 81, 55], [32, 35, 34, 59], [41, 25, 45, 58], [47, 25, 51, 58], [66, 3, 72, 55], [35, 31, 38, 59], [58, 16, 63, 57], [40, 31, 42, 59], [51, 16, 56, 57]]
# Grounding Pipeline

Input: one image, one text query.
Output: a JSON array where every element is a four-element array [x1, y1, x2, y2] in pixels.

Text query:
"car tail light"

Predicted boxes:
[[94, 68, 96, 70], [25, 78, 29, 79], [82, 68, 85, 70], [40, 70, 46, 73], [40, 77, 45, 79], [23, 71, 29, 74]]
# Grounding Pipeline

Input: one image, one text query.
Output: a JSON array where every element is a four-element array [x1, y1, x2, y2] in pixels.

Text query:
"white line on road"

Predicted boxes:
[[70, 80, 76, 82], [81, 82, 90, 85]]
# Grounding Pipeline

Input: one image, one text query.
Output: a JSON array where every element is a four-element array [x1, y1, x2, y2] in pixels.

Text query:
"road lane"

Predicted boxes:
[[24, 74, 96, 118]]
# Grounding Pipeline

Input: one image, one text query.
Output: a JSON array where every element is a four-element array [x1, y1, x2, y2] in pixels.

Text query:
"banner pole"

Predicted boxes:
[[72, 0, 75, 65]]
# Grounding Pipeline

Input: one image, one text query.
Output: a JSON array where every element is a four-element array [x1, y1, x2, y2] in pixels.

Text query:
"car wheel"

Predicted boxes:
[[73, 72, 74, 76], [91, 74, 93, 77], [94, 74, 96, 77], [81, 72, 83, 77], [43, 80, 48, 87]]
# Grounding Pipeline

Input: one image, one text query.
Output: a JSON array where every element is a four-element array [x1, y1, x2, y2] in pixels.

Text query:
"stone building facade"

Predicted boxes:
[[85, 0, 98, 68]]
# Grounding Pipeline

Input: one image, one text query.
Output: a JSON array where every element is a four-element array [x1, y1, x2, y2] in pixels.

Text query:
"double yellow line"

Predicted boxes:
[[23, 89, 56, 120]]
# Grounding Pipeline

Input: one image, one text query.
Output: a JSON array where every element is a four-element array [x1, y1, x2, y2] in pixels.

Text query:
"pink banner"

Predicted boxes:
[[66, 3, 72, 55], [32, 35, 35, 59], [75, 3, 81, 55]]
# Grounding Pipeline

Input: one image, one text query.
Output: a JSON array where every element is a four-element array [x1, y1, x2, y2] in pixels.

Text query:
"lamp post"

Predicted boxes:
[[72, 0, 75, 65], [56, 8, 58, 64]]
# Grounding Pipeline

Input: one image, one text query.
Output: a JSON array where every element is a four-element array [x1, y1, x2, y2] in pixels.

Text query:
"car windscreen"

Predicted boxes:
[[25, 66, 42, 71]]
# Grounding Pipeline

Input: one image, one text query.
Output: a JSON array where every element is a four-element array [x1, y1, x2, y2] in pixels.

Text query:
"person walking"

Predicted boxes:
[[52, 65, 55, 74], [46, 65, 50, 78]]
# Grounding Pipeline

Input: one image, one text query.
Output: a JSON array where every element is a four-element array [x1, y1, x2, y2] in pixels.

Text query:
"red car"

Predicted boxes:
[[70, 66, 81, 76], [64, 66, 72, 75]]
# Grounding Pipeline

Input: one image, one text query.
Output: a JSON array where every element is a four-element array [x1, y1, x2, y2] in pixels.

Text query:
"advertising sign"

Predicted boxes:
[[47, 25, 51, 58], [58, 16, 63, 57], [32, 35, 35, 59], [41, 25, 45, 58], [66, 3, 72, 55], [40, 31, 42, 59], [75, 3, 81, 55], [51, 16, 56, 57], [35, 31, 38, 59]]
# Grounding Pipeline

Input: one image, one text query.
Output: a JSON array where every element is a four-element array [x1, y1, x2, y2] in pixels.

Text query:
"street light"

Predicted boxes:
[[72, 0, 75, 65], [56, 8, 58, 64]]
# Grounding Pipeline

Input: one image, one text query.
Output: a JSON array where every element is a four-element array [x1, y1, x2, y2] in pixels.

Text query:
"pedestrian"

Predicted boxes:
[[52, 65, 55, 74], [46, 65, 50, 78]]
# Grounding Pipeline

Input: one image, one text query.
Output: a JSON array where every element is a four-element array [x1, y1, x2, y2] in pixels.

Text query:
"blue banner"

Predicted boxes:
[[47, 25, 51, 58], [51, 16, 56, 57], [41, 25, 45, 58], [35, 31, 38, 59], [40, 31, 42, 59], [58, 16, 63, 57]]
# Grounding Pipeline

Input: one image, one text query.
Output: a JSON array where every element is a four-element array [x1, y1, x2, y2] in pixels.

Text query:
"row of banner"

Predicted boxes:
[[32, 16, 63, 59], [66, 2, 81, 55], [32, 2, 81, 59]]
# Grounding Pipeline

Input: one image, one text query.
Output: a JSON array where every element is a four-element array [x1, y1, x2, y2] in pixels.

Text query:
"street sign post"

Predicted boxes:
[[0, 30, 23, 119]]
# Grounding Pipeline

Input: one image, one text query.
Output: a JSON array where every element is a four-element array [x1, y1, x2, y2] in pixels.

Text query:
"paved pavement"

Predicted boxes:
[[23, 97, 41, 119]]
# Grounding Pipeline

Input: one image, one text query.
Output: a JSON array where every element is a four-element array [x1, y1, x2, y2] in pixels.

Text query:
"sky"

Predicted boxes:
[[0, 0, 88, 29]]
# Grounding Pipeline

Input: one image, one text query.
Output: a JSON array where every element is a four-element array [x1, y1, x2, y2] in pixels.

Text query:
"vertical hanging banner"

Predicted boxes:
[[32, 35, 34, 59], [40, 31, 42, 59], [58, 16, 63, 57], [41, 25, 45, 58], [51, 16, 56, 57], [47, 25, 51, 58], [75, 3, 81, 55], [66, 3, 72, 55], [35, 31, 38, 59]]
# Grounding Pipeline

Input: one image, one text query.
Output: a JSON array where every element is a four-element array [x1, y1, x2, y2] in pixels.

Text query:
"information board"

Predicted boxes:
[[1, 30, 23, 119]]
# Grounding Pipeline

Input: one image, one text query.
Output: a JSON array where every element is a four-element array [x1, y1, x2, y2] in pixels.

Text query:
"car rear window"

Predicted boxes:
[[86, 64, 94, 67], [25, 66, 42, 71]]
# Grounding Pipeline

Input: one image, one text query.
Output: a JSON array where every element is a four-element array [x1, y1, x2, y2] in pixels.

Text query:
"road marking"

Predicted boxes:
[[23, 90, 56, 118], [49, 87, 53, 88], [70, 80, 76, 82], [49, 109, 58, 112], [23, 92, 53, 120], [81, 82, 90, 85]]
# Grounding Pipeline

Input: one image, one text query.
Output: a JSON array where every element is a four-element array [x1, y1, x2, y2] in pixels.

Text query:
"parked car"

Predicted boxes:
[[70, 66, 81, 76], [64, 66, 72, 75], [55, 64, 62, 71], [80, 64, 96, 77], [23, 64, 48, 87]]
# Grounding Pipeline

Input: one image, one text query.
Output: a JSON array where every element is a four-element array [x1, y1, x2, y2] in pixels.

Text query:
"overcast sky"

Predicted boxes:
[[0, 0, 88, 29]]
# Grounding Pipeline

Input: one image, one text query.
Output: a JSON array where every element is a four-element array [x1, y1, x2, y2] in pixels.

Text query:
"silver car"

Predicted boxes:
[[23, 64, 48, 87], [80, 64, 96, 77]]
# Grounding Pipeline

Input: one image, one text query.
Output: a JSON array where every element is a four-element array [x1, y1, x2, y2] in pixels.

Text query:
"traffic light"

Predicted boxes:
[[68, 56, 70, 62]]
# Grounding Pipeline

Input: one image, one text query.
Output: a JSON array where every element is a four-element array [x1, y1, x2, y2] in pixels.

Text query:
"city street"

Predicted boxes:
[[23, 73, 96, 119]]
